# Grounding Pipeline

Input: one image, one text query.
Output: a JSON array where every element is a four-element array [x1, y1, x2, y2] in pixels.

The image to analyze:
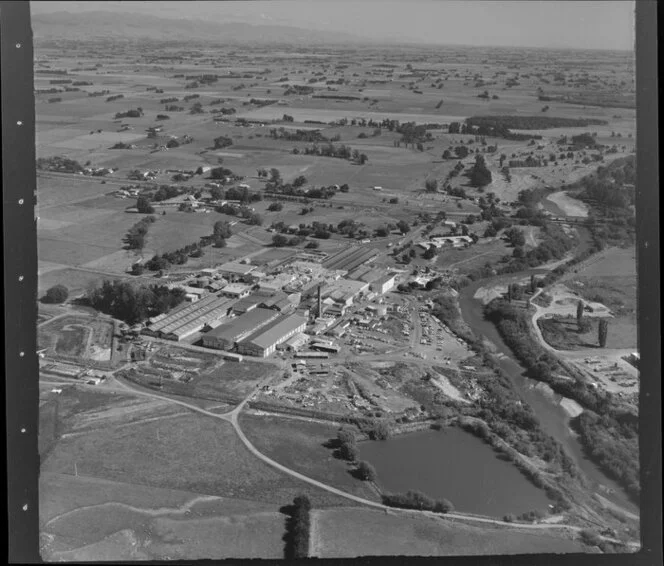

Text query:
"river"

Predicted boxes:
[[457, 267, 639, 515], [360, 427, 553, 517]]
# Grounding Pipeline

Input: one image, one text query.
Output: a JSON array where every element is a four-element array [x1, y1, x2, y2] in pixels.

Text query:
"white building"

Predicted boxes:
[[370, 273, 397, 295], [220, 283, 252, 299]]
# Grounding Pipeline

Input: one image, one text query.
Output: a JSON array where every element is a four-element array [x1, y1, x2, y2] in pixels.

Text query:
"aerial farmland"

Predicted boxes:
[[32, 2, 641, 561]]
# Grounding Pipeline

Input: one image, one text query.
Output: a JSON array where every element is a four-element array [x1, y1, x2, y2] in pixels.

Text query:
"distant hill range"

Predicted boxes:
[[32, 10, 375, 45]]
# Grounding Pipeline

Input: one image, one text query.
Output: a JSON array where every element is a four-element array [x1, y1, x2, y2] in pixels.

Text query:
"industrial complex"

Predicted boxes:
[[137, 246, 399, 358]]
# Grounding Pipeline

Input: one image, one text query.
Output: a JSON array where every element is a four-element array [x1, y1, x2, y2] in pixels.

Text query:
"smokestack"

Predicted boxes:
[[318, 284, 322, 318]]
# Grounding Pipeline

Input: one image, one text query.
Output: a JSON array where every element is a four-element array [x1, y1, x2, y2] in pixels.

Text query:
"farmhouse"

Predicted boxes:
[[237, 314, 308, 357], [201, 308, 279, 351], [418, 235, 473, 249]]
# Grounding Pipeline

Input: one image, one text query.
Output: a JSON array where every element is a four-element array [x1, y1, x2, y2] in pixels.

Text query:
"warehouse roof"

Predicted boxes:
[[232, 293, 266, 314], [217, 261, 256, 276], [241, 314, 308, 350], [222, 283, 252, 295], [373, 272, 396, 286], [149, 295, 232, 333], [285, 332, 309, 347], [347, 265, 386, 284], [206, 308, 279, 340], [258, 291, 289, 308]]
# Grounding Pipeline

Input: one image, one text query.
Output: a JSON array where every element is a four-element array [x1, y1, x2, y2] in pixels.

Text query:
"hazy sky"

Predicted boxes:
[[31, 1, 635, 50]]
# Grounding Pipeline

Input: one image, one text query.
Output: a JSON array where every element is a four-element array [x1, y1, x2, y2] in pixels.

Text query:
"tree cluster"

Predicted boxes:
[[114, 108, 144, 119], [124, 215, 156, 251], [298, 143, 368, 164], [43, 284, 69, 304], [382, 490, 454, 514], [215, 203, 263, 226], [87, 280, 186, 324], [572, 411, 639, 501], [268, 127, 332, 143], [36, 156, 84, 173], [337, 427, 359, 461], [144, 240, 204, 271], [468, 154, 493, 188], [284, 495, 312, 559], [212, 136, 233, 149]]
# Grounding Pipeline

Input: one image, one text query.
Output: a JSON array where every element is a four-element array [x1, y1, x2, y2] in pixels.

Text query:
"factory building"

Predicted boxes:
[[201, 308, 279, 351], [279, 332, 309, 352], [259, 292, 297, 314], [181, 286, 208, 302], [322, 279, 369, 306], [258, 272, 296, 292], [232, 292, 269, 315], [219, 283, 252, 299], [237, 314, 308, 357], [143, 295, 237, 341], [310, 341, 340, 354], [217, 261, 257, 283], [370, 273, 397, 295], [346, 265, 388, 285], [322, 246, 380, 272]]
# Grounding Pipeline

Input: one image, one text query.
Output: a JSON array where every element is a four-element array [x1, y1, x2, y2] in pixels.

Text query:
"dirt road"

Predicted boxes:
[[105, 375, 636, 546]]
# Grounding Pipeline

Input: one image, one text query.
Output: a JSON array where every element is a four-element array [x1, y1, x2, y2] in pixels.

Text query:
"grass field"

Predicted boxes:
[[39, 387, 140, 458], [40, 472, 287, 561], [239, 414, 380, 502], [42, 410, 349, 507], [562, 247, 637, 349], [38, 267, 127, 296], [539, 315, 636, 351], [435, 238, 511, 271], [312, 507, 585, 557]]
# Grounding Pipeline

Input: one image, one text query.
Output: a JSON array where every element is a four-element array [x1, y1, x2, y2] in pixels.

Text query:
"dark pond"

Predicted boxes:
[[361, 427, 552, 517]]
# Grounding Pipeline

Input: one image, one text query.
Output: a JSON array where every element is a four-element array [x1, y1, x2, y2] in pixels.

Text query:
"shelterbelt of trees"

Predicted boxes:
[[449, 115, 607, 141]]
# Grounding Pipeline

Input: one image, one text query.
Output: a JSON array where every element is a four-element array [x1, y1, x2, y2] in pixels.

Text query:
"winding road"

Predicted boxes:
[[104, 375, 637, 547]]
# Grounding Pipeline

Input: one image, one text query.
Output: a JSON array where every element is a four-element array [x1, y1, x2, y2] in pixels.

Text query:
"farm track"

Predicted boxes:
[[58, 410, 190, 440], [104, 375, 636, 546], [43, 490, 224, 528]]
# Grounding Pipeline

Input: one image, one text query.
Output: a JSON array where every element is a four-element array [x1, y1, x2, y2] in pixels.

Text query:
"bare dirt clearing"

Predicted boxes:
[[545, 191, 589, 217]]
